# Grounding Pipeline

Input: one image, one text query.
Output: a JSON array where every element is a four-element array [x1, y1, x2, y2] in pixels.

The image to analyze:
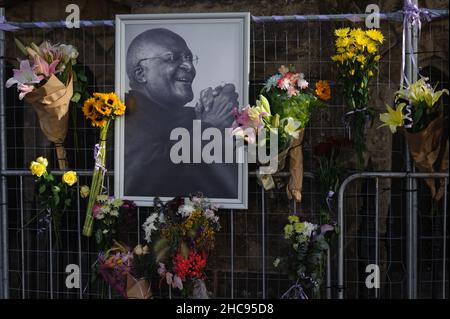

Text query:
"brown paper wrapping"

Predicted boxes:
[[405, 115, 448, 201], [286, 129, 305, 202], [257, 145, 289, 190], [126, 274, 151, 299], [24, 74, 73, 170]]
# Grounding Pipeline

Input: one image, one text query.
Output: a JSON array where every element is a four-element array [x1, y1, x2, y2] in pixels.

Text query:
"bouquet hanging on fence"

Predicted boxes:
[[143, 194, 220, 298], [379, 77, 449, 200], [27, 156, 77, 247], [274, 215, 336, 299], [232, 65, 328, 201], [5, 39, 87, 169], [81, 92, 126, 237], [332, 27, 384, 169]]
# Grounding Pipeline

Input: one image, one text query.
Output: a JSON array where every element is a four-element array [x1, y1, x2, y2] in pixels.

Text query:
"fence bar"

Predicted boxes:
[[230, 209, 234, 299], [337, 171, 449, 299], [375, 178, 379, 299], [443, 179, 448, 299], [404, 0, 420, 299], [0, 6, 9, 299], [261, 188, 266, 299], [19, 176, 25, 298], [326, 248, 331, 299]]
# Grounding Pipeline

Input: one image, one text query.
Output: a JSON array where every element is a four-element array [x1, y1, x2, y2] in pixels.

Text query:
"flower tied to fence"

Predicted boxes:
[[82, 92, 126, 237]]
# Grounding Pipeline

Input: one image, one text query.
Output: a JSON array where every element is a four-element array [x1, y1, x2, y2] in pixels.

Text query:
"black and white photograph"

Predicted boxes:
[[114, 13, 250, 208]]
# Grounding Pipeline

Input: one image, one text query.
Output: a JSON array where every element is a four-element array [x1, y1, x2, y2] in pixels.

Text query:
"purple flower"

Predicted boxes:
[[320, 224, 334, 234]]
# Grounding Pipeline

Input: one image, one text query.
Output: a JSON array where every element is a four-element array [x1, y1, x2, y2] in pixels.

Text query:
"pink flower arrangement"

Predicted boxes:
[[5, 40, 78, 100]]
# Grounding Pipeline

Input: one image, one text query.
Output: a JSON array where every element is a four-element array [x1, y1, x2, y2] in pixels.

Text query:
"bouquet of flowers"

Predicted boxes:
[[91, 196, 153, 299], [81, 92, 126, 237], [233, 65, 328, 201], [332, 27, 384, 168], [143, 194, 220, 298], [379, 77, 449, 200], [28, 156, 77, 246], [6, 39, 86, 169], [274, 215, 335, 299]]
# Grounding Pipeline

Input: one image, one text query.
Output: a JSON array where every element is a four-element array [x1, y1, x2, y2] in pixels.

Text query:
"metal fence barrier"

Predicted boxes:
[[337, 172, 449, 299]]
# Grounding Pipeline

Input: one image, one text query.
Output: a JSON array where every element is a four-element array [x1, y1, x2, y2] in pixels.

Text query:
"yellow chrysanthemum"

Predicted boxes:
[[350, 28, 365, 38], [354, 34, 369, 47], [368, 70, 374, 77], [315, 80, 331, 101], [356, 54, 366, 64], [335, 37, 351, 48], [335, 27, 350, 37], [331, 54, 346, 63], [346, 51, 355, 60], [366, 29, 384, 43], [366, 42, 378, 54], [374, 55, 381, 62]]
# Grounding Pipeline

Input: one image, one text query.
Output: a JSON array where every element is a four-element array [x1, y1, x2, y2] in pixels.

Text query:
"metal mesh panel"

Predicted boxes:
[[1, 15, 448, 299]]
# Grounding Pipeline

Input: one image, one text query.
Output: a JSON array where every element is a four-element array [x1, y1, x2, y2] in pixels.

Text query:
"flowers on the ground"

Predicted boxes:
[[146, 194, 220, 296]]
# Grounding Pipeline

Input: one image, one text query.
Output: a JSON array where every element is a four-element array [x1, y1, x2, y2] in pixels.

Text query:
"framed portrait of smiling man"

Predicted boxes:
[[115, 13, 249, 208]]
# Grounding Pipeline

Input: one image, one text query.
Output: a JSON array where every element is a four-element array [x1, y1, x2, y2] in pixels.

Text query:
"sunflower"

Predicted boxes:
[[315, 80, 331, 101], [104, 92, 120, 108], [93, 99, 112, 116], [82, 97, 97, 120], [365, 29, 384, 43], [113, 101, 126, 116], [91, 115, 108, 128]]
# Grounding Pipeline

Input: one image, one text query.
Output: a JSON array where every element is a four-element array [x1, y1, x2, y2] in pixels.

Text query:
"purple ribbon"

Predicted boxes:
[[400, 1, 437, 128], [94, 143, 107, 178], [326, 190, 335, 212], [281, 281, 309, 299], [0, 16, 21, 31]]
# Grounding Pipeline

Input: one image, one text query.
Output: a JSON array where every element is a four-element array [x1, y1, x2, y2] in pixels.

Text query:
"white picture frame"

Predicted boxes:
[[115, 12, 249, 209]]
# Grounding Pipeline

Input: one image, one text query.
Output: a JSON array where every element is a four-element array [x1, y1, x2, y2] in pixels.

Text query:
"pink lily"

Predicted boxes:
[[17, 83, 34, 100], [33, 55, 60, 78]]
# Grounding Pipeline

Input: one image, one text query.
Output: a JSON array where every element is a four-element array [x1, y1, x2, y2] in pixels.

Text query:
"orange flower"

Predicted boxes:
[[315, 80, 331, 101]]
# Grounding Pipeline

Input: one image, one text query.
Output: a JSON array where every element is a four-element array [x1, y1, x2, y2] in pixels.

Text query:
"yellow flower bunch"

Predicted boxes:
[[82, 92, 126, 128], [332, 27, 383, 65]]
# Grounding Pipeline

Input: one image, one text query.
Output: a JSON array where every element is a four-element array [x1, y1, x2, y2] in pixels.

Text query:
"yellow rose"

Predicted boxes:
[[62, 171, 77, 186], [36, 156, 48, 167], [80, 185, 90, 198], [29, 161, 46, 177]]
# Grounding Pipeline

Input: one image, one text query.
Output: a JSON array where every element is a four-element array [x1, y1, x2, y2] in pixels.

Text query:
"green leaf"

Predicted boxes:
[[65, 198, 72, 207], [54, 194, 60, 206], [77, 72, 88, 82], [95, 229, 103, 245], [38, 184, 46, 194], [71, 92, 81, 103]]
